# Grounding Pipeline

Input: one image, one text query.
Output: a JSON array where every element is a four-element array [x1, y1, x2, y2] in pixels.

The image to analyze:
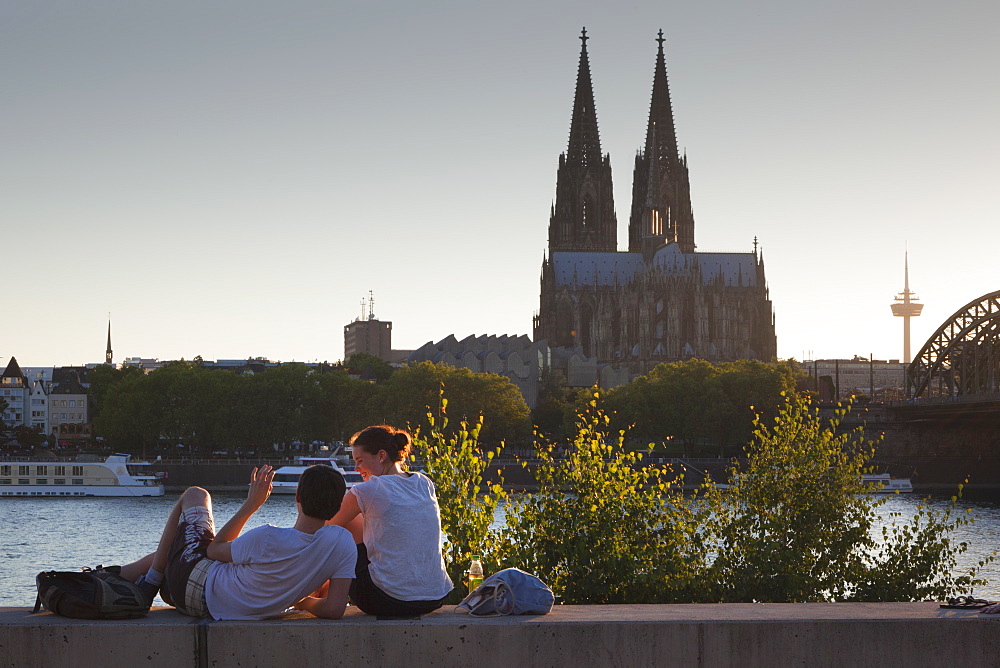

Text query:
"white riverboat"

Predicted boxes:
[[863, 473, 913, 493], [712, 472, 914, 494], [0, 454, 164, 497], [272, 455, 364, 494]]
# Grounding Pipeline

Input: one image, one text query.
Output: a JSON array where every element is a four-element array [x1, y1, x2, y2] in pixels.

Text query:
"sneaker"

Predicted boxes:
[[134, 575, 160, 604]]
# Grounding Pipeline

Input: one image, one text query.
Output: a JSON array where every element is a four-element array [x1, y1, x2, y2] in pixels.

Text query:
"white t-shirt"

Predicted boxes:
[[205, 523, 356, 621], [351, 472, 454, 601]]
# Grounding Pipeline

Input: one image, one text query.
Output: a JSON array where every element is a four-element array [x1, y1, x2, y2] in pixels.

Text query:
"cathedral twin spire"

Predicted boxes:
[[566, 28, 603, 173], [549, 28, 696, 256], [629, 28, 696, 256], [645, 30, 680, 166], [547, 28, 618, 253]]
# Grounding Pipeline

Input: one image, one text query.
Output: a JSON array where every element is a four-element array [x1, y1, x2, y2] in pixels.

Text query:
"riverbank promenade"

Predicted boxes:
[[3, 602, 997, 666]]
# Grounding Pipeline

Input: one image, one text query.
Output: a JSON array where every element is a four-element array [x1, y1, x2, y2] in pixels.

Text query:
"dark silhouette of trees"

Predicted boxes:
[[92, 361, 530, 453]]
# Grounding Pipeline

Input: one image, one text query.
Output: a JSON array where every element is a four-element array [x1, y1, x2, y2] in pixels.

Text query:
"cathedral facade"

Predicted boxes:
[[534, 30, 777, 374]]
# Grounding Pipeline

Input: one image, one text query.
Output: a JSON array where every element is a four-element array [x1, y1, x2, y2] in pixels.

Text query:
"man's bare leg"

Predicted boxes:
[[120, 487, 212, 581]]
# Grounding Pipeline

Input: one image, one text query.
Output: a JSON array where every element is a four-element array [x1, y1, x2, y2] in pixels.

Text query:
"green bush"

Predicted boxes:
[[423, 388, 993, 604], [704, 392, 992, 602], [499, 392, 712, 603], [851, 490, 991, 601], [412, 393, 507, 603], [705, 393, 881, 601]]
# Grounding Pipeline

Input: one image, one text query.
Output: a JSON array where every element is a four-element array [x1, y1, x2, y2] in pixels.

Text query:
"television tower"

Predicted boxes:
[[890, 252, 923, 363]]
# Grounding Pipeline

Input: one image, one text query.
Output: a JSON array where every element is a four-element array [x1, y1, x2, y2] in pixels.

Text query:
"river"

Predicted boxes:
[[4, 493, 1000, 607]]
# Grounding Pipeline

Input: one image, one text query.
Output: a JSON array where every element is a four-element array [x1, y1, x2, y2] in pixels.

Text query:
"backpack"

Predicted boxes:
[[457, 568, 554, 616], [34, 567, 151, 619]]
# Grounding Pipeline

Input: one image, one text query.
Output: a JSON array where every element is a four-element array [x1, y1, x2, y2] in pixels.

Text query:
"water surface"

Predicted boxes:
[[4, 493, 999, 606]]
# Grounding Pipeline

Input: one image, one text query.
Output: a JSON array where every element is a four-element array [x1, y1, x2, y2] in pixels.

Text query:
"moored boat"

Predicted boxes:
[[711, 472, 914, 494], [272, 455, 364, 494], [0, 453, 164, 497], [862, 473, 913, 493]]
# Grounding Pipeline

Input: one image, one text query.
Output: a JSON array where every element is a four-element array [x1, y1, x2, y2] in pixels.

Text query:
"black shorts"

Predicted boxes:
[[349, 543, 449, 617], [162, 505, 216, 617]]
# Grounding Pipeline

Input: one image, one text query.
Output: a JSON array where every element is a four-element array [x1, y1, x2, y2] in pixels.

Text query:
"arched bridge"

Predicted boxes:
[[906, 289, 1000, 400]]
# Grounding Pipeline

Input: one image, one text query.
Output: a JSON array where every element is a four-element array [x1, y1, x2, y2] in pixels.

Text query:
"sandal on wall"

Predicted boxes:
[[940, 596, 997, 609]]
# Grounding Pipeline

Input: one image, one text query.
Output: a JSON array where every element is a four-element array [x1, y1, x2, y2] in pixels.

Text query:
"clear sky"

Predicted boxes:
[[4, 1, 998, 368]]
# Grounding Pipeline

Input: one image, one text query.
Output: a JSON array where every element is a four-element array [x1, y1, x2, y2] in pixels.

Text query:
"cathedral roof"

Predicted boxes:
[[651, 244, 760, 287], [550, 252, 645, 286], [550, 245, 760, 287]]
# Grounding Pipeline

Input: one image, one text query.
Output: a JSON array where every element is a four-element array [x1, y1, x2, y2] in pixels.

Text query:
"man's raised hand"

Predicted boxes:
[[247, 465, 274, 509]]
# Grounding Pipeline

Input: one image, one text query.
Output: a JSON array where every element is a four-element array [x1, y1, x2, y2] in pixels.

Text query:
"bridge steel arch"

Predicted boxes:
[[907, 290, 1000, 399]]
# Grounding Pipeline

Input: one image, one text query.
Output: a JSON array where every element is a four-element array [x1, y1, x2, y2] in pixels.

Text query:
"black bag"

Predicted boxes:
[[34, 567, 151, 619]]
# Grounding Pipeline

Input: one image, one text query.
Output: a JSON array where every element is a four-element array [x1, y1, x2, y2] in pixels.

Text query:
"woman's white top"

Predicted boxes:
[[350, 471, 454, 601]]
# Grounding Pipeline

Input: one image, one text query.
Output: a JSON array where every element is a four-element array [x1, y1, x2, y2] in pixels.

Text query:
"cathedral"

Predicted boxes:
[[534, 29, 777, 374]]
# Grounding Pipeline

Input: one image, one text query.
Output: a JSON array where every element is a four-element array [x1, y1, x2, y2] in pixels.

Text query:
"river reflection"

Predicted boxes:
[[4, 492, 999, 607]]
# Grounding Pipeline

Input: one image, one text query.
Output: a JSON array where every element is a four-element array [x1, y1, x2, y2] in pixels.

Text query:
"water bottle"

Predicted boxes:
[[468, 555, 484, 594]]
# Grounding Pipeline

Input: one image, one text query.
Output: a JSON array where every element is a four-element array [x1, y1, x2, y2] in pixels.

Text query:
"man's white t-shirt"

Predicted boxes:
[[351, 472, 454, 601], [205, 523, 356, 620]]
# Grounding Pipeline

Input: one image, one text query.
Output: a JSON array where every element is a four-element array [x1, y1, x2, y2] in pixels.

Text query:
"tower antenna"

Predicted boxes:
[[368, 290, 376, 320], [890, 249, 923, 363]]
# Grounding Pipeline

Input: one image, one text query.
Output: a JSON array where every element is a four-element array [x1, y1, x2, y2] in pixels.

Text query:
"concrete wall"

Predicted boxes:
[[3, 603, 999, 667]]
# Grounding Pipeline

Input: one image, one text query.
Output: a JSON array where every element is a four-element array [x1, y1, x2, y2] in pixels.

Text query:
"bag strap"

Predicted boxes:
[[33, 570, 51, 614]]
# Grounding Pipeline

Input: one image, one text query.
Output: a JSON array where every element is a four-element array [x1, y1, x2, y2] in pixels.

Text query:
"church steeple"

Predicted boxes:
[[106, 319, 113, 365], [547, 28, 617, 253], [629, 30, 696, 254]]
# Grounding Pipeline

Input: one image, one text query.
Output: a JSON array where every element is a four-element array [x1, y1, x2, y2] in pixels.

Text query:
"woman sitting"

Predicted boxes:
[[330, 424, 453, 616]]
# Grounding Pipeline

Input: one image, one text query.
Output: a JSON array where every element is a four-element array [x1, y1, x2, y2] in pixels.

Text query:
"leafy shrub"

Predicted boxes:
[[851, 489, 990, 601], [412, 393, 507, 603], [425, 388, 993, 604], [705, 392, 993, 602], [500, 393, 712, 603]]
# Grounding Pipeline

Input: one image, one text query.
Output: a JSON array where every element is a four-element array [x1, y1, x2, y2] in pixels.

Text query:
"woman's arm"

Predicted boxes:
[[328, 488, 361, 527], [326, 489, 364, 543]]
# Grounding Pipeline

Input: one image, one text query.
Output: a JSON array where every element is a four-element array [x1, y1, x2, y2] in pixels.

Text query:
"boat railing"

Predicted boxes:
[[1, 455, 64, 463], [149, 457, 293, 466]]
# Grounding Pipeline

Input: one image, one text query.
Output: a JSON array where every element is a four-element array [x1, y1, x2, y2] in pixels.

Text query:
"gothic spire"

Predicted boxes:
[[546, 28, 617, 253], [566, 27, 603, 170], [645, 30, 679, 165], [629, 30, 695, 254]]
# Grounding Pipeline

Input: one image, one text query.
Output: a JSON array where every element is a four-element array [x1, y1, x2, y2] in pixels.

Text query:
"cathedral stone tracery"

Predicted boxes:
[[534, 29, 777, 374]]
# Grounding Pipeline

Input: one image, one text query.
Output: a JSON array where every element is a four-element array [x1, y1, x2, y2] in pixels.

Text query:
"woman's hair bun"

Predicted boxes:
[[350, 424, 412, 462]]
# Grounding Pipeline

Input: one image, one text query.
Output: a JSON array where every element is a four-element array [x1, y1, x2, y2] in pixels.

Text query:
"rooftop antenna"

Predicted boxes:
[[359, 298, 367, 322], [890, 249, 923, 363], [368, 290, 376, 320]]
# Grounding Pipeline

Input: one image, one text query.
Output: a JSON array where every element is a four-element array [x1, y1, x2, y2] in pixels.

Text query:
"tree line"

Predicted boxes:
[[537, 358, 803, 457], [88, 358, 531, 454], [86, 356, 803, 456]]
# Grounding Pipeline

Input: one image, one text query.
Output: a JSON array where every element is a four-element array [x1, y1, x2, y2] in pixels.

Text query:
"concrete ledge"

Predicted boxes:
[[0, 607, 199, 667], [3, 603, 998, 667]]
